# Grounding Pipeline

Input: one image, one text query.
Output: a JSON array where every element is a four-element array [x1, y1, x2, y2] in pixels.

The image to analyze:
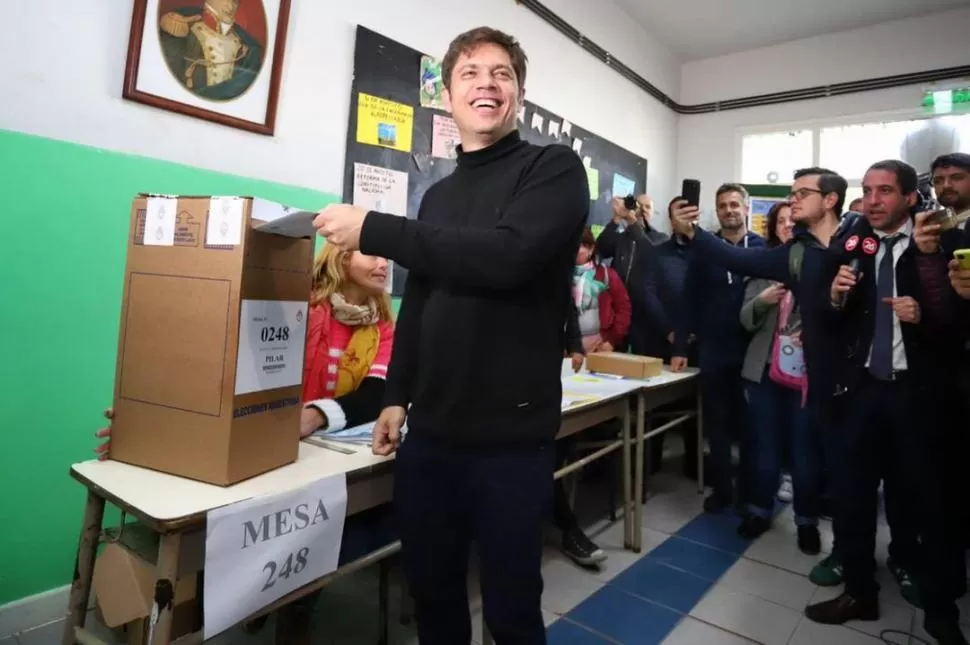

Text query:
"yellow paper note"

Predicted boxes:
[[586, 166, 599, 198], [356, 93, 414, 153]]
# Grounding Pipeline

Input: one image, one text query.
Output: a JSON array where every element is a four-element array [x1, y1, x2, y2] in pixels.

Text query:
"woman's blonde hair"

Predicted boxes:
[[310, 244, 394, 322]]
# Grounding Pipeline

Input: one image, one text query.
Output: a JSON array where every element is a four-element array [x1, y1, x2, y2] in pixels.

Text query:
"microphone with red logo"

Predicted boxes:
[[837, 227, 880, 307]]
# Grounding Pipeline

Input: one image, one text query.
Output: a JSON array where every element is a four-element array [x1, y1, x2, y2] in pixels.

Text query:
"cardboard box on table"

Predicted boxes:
[[109, 195, 316, 486], [586, 352, 664, 379]]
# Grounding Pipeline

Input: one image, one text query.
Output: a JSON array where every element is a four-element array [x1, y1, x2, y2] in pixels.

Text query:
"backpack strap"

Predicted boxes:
[[788, 240, 806, 283]]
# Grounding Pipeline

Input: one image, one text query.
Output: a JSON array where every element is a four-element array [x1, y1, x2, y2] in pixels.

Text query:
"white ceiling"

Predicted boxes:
[[614, 0, 970, 61]]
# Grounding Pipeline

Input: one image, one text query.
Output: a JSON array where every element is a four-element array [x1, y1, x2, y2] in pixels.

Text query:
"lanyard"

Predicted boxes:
[[725, 235, 748, 284]]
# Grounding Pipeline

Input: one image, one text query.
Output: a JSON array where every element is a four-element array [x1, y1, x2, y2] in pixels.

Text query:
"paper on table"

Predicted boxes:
[[352, 163, 408, 217]]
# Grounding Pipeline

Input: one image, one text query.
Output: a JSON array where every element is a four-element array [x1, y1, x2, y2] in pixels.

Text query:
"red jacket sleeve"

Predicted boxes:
[[601, 267, 632, 348]]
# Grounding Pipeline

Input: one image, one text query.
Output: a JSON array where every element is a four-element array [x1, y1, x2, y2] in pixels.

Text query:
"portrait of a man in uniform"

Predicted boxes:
[[157, 0, 267, 101]]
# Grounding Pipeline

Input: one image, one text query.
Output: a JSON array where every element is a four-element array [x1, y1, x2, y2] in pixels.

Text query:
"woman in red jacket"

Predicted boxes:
[[574, 226, 632, 354], [554, 226, 632, 568]]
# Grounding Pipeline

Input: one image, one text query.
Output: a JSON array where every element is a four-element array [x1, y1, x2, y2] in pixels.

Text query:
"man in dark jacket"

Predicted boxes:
[[597, 194, 668, 356], [671, 183, 764, 512], [804, 161, 965, 644]]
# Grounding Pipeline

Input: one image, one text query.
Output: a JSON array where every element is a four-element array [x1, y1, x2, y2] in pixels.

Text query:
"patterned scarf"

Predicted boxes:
[[573, 263, 606, 311], [330, 292, 380, 326]]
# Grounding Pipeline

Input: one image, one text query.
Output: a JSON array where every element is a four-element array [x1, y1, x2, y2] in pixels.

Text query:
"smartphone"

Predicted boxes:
[[955, 249, 970, 270], [681, 179, 701, 208]]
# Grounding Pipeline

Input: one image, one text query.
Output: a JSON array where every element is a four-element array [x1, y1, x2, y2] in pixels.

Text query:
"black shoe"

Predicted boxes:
[[924, 615, 969, 645], [804, 592, 879, 624], [704, 492, 731, 514], [737, 515, 771, 539], [797, 526, 821, 555], [562, 528, 607, 567]]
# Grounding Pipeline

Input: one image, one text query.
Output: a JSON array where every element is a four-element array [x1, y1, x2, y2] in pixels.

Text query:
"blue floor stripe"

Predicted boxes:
[[557, 503, 792, 644]]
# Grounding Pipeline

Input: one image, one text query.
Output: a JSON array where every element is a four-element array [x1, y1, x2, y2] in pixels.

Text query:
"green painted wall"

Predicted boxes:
[[0, 130, 389, 604]]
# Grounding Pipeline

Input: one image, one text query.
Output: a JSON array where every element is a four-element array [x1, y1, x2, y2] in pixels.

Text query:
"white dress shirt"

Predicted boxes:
[[865, 218, 913, 372]]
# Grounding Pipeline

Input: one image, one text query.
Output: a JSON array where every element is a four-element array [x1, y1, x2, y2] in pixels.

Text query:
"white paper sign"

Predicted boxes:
[[144, 197, 176, 246], [572, 138, 584, 155], [207, 197, 244, 246], [548, 120, 561, 138], [562, 120, 572, 137], [352, 163, 408, 217], [203, 473, 348, 639], [531, 113, 544, 131], [235, 299, 308, 395]]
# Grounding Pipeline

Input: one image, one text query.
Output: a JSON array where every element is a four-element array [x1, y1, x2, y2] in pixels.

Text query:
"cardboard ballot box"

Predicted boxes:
[[110, 195, 316, 485], [586, 352, 664, 380]]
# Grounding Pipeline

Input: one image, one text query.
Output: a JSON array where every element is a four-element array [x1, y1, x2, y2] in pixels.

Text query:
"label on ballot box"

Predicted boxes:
[[235, 299, 308, 395], [203, 473, 348, 638]]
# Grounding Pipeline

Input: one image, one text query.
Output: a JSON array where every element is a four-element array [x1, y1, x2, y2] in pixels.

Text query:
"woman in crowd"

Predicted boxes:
[[96, 244, 395, 645], [735, 202, 822, 554], [554, 227, 631, 566]]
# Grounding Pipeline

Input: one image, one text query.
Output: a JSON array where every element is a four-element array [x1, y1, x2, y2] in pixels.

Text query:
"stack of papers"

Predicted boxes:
[[311, 420, 410, 445], [312, 422, 376, 445]]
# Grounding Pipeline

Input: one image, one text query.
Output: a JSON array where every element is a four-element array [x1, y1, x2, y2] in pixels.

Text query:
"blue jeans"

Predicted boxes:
[[745, 369, 821, 525]]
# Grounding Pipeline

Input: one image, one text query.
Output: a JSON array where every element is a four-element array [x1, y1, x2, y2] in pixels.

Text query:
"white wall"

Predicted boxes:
[[0, 0, 681, 210], [676, 7, 970, 223]]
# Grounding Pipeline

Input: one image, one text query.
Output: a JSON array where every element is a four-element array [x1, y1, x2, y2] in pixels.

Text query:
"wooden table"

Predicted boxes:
[[62, 366, 690, 645]]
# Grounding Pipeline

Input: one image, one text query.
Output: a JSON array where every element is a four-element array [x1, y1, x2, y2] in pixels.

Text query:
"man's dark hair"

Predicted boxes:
[[867, 160, 918, 194], [930, 152, 970, 174], [715, 183, 749, 204], [441, 27, 528, 91], [794, 167, 848, 214]]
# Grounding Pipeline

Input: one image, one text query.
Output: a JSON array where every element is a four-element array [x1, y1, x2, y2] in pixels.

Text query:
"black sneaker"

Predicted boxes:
[[737, 515, 771, 539], [562, 528, 607, 567], [797, 526, 821, 555]]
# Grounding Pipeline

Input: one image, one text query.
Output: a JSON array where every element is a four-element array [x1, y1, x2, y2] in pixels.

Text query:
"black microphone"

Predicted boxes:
[[836, 229, 879, 305]]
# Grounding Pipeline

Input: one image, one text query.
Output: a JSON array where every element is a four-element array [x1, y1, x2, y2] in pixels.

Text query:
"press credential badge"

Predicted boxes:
[[235, 300, 308, 395]]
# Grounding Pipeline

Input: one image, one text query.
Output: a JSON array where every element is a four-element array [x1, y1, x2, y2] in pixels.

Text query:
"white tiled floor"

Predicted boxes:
[[9, 469, 970, 644]]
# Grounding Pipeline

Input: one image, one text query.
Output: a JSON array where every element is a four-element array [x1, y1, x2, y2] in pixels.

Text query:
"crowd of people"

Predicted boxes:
[[97, 24, 970, 645]]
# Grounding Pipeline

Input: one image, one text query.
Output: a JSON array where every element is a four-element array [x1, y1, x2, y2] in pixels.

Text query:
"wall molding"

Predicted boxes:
[[517, 0, 970, 114]]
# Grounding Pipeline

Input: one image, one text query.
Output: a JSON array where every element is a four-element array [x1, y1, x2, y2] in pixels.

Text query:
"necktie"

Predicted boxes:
[[869, 235, 899, 379]]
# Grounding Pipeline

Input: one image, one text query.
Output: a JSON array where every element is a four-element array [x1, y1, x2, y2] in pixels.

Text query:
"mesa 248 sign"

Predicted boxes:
[[203, 474, 348, 639]]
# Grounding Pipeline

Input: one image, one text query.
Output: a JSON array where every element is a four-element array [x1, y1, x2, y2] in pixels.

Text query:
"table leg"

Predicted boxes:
[[378, 560, 389, 645], [147, 532, 182, 645], [633, 392, 645, 553], [62, 491, 106, 645], [696, 385, 705, 494], [622, 397, 633, 550]]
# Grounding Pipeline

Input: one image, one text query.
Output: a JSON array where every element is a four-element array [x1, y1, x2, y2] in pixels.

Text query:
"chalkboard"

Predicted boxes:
[[343, 26, 648, 295]]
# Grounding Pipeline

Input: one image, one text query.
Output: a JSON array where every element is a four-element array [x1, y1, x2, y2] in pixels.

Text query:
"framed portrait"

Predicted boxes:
[[123, 0, 292, 135]]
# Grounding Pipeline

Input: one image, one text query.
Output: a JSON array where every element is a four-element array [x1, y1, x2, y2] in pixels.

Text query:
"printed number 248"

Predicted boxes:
[[261, 547, 309, 591]]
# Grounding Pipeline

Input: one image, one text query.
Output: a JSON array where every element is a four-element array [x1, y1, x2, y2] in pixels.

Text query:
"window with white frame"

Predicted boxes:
[[740, 129, 813, 185], [740, 113, 970, 192]]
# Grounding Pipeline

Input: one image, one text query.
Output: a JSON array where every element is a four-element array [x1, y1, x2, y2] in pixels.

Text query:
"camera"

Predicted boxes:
[[623, 195, 637, 211]]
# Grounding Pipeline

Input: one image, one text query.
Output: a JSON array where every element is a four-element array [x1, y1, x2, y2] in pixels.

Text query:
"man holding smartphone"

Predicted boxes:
[[596, 194, 668, 357], [671, 182, 764, 513]]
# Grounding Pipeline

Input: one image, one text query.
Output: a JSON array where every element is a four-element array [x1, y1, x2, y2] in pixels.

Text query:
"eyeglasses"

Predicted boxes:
[[787, 188, 823, 202]]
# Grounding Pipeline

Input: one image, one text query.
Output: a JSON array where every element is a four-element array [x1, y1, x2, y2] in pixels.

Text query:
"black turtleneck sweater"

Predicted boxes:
[[359, 131, 589, 444]]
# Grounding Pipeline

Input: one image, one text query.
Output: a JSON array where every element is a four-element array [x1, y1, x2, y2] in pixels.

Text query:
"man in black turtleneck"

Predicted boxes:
[[315, 27, 588, 645]]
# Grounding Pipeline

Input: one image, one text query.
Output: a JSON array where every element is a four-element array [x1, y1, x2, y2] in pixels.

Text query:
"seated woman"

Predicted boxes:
[[736, 202, 821, 554], [554, 227, 631, 567], [96, 244, 394, 645]]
